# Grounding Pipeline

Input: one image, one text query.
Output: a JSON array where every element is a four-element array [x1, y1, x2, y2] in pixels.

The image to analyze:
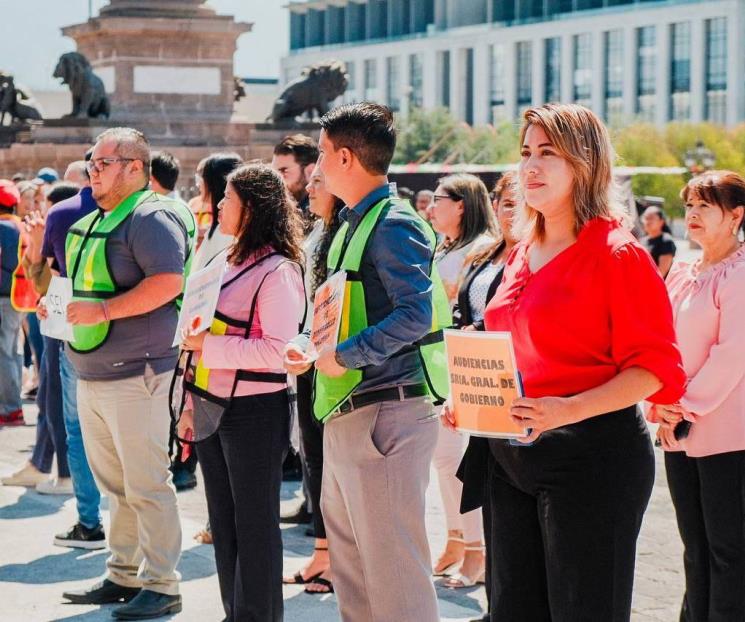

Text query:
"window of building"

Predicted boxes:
[[492, 0, 516, 22], [670, 22, 691, 121], [307, 9, 326, 47], [545, 37, 561, 104], [465, 48, 474, 125], [364, 59, 378, 101], [439, 50, 451, 108], [546, 0, 574, 16], [490, 44, 507, 122], [573, 33, 592, 108], [705, 17, 727, 124], [386, 56, 401, 111], [409, 53, 424, 109], [516, 41, 533, 115], [290, 12, 307, 50], [636, 25, 656, 122], [604, 29, 624, 125]]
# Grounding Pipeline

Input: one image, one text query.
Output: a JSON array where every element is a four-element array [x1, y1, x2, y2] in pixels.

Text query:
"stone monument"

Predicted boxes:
[[0, 0, 294, 185]]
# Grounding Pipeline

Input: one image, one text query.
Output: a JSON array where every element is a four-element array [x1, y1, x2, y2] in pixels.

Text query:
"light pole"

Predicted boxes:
[[683, 140, 715, 249], [683, 140, 716, 176]]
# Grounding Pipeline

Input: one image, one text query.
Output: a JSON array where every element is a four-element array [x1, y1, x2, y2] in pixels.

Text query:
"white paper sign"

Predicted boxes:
[[173, 254, 227, 346], [306, 270, 347, 361], [41, 276, 74, 341]]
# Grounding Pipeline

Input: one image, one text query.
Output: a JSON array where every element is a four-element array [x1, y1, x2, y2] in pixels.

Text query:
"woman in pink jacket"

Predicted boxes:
[[652, 170, 745, 622], [178, 164, 305, 622]]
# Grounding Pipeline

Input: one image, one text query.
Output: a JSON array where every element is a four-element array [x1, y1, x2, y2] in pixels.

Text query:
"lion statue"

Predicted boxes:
[[0, 72, 43, 125], [268, 60, 348, 123], [53, 52, 110, 119]]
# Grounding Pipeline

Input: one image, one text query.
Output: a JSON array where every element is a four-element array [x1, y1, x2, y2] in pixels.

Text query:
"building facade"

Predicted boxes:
[[282, 0, 745, 126]]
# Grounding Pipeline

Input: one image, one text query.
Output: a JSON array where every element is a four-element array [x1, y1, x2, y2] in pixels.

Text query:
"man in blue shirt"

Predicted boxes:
[[35, 155, 104, 549], [285, 103, 441, 622]]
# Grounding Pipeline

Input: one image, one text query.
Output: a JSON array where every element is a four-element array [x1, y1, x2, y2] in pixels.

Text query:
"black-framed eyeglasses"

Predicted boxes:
[[433, 193, 461, 203], [85, 157, 135, 173]]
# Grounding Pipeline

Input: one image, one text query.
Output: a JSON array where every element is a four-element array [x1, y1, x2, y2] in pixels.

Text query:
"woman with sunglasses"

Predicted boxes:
[[177, 164, 305, 622], [426, 173, 497, 587]]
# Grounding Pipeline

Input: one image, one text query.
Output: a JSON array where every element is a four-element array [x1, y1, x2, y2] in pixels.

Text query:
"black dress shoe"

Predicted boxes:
[[280, 500, 312, 525], [62, 579, 140, 604], [112, 590, 182, 620]]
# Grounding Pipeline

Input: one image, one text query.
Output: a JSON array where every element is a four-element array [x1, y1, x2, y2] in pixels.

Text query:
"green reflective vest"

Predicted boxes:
[[64, 190, 195, 354], [312, 197, 452, 422]]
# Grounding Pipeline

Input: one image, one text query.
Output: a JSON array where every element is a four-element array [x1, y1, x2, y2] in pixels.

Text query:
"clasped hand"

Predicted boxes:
[[441, 394, 577, 442], [282, 343, 347, 377]]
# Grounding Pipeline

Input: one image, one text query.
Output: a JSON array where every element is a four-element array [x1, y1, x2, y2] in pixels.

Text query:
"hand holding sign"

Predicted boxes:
[[509, 395, 577, 443], [444, 329, 527, 439], [40, 276, 74, 341]]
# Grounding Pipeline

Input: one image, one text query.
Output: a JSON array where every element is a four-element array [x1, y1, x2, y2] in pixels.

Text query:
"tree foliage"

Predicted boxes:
[[394, 108, 745, 219]]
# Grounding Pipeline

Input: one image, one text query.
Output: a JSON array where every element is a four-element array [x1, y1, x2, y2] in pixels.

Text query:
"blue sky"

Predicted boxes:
[[0, 0, 287, 90]]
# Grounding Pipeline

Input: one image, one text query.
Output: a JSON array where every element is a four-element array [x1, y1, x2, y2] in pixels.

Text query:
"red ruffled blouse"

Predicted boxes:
[[484, 217, 685, 404]]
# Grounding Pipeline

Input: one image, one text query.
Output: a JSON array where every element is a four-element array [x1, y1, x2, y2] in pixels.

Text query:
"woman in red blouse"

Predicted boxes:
[[473, 104, 685, 621]]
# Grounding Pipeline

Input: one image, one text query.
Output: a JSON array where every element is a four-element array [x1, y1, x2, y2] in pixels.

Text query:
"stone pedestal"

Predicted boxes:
[[61, 0, 251, 123]]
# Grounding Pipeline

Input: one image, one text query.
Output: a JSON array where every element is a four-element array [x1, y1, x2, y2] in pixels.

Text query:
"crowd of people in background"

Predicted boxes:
[[0, 100, 742, 622]]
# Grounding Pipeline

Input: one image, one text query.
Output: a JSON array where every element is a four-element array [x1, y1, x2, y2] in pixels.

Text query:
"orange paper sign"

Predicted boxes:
[[307, 271, 347, 360], [444, 329, 526, 439]]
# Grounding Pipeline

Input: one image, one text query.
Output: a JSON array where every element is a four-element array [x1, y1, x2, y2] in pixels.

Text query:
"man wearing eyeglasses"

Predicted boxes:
[[58, 128, 187, 620]]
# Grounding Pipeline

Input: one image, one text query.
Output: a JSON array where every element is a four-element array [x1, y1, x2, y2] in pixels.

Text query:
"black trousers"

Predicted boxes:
[[665, 450, 745, 622], [296, 370, 326, 538], [486, 406, 655, 622], [196, 390, 290, 622]]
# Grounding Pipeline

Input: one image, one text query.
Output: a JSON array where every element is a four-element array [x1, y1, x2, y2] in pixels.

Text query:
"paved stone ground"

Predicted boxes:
[[0, 243, 699, 621], [0, 403, 685, 622]]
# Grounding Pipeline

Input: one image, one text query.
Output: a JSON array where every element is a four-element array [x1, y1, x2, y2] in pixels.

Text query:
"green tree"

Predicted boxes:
[[613, 123, 686, 217], [664, 122, 745, 173], [393, 107, 461, 164]]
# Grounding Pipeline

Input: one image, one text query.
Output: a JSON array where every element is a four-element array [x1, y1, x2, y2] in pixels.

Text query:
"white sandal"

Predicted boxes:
[[444, 545, 486, 588], [433, 536, 465, 576]]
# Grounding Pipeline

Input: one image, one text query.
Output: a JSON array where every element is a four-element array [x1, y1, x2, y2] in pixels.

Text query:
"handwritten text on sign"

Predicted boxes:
[[307, 270, 347, 361], [40, 276, 74, 341], [444, 330, 526, 439], [173, 253, 227, 346]]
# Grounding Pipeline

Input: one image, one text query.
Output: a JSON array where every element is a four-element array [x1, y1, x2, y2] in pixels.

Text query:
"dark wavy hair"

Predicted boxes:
[[310, 197, 345, 298], [202, 152, 242, 236], [226, 163, 304, 266]]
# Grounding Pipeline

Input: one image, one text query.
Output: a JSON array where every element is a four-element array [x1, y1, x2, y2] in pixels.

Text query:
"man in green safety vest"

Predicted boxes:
[[59, 128, 185, 620], [284, 103, 448, 622]]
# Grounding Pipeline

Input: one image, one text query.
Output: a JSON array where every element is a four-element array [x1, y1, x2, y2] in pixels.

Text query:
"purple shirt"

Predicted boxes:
[[41, 186, 97, 276]]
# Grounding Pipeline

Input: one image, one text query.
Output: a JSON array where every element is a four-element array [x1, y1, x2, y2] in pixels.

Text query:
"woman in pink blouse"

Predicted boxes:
[[178, 164, 305, 622], [652, 170, 745, 622]]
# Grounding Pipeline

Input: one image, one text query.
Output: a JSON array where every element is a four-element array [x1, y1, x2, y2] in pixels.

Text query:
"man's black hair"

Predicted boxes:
[[319, 103, 396, 175], [150, 151, 180, 192], [47, 182, 81, 206], [273, 134, 319, 168]]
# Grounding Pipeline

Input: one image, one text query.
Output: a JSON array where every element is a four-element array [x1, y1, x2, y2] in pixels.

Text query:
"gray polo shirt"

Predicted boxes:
[[66, 194, 187, 381]]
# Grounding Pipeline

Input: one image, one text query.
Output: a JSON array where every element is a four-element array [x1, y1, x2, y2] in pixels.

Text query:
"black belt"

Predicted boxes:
[[338, 383, 429, 414]]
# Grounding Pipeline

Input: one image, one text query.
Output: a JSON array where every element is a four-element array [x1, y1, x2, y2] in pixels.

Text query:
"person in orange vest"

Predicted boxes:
[[0, 179, 36, 425]]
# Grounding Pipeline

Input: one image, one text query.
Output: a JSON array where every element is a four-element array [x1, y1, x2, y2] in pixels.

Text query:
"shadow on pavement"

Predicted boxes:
[[49, 606, 181, 622], [178, 545, 217, 582], [0, 546, 217, 586], [0, 549, 107, 583], [0, 488, 68, 519]]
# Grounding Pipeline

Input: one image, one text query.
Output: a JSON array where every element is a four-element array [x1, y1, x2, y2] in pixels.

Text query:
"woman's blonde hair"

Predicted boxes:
[[514, 103, 628, 242], [436, 173, 497, 251]]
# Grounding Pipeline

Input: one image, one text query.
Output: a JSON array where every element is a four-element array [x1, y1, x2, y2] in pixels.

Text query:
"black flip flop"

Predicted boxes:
[[304, 577, 334, 594], [283, 571, 322, 585]]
